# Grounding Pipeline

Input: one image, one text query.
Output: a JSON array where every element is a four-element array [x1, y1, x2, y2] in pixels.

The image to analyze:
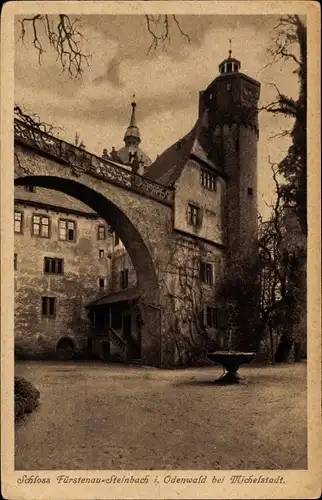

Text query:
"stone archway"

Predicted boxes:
[[56, 336, 76, 360], [14, 175, 162, 365]]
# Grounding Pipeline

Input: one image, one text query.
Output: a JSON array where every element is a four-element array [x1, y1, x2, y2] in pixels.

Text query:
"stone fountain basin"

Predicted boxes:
[[207, 351, 256, 384], [207, 351, 256, 371]]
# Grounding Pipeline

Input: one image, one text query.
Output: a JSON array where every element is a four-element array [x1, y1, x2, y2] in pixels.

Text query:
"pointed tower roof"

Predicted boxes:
[[123, 95, 141, 144], [117, 96, 151, 171]]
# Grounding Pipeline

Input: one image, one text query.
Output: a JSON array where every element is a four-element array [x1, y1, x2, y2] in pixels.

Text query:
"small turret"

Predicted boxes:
[[218, 40, 241, 75], [116, 96, 152, 173], [123, 95, 141, 147]]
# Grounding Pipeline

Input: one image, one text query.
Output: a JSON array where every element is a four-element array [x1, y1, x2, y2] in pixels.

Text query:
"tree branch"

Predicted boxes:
[[18, 14, 92, 78], [14, 105, 64, 135], [145, 14, 190, 54]]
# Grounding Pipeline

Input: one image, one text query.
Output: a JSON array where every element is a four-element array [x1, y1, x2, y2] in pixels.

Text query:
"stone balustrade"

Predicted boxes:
[[14, 119, 174, 205]]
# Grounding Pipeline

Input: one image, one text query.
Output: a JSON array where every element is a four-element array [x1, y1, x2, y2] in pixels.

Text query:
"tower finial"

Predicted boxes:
[[124, 94, 140, 145], [228, 38, 232, 58]]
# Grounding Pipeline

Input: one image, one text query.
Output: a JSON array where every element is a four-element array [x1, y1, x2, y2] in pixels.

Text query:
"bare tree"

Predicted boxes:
[[17, 14, 191, 78], [18, 15, 92, 78], [260, 15, 307, 362], [263, 15, 306, 236], [15, 14, 191, 144], [145, 15, 191, 53], [14, 105, 63, 135], [258, 161, 306, 362]]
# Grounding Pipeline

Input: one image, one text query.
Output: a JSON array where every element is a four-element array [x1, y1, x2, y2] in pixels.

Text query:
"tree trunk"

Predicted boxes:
[[275, 335, 293, 363], [294, 341, 302, 362], [269, 324, 275, 364]]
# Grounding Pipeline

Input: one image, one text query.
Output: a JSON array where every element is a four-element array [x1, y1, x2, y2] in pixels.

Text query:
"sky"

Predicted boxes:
[[14, 14, 300, 219]]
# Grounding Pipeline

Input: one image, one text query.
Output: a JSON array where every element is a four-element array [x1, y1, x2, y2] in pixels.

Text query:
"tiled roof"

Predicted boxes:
[[14, 186, 98, 215], [144, 109, 222, 187], [86, 286, 140, 308], [143, 123, 197, 186]]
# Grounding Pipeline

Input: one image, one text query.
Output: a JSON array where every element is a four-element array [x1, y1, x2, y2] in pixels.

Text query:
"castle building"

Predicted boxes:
[[14, 101, 145, 361], [14, 187, 113, 358], [145, 48, 260, 266], [14, 51, 260, 365]]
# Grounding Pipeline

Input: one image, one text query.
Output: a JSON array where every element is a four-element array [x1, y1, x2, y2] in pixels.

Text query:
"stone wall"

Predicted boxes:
[[173, 157, 225, 246], [110, 246, 137, 293], [14, 200, 113, 358], [158, 232, 225, 367]]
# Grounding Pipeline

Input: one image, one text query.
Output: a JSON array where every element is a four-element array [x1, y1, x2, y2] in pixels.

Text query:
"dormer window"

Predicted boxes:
[[201, 169, 216, 191]]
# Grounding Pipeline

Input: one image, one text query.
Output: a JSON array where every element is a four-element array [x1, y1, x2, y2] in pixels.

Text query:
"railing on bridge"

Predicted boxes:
[[14, 119, 174, 205]]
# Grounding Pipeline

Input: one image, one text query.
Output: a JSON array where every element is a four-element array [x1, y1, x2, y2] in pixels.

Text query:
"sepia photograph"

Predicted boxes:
[[1, 1, 321, 499]]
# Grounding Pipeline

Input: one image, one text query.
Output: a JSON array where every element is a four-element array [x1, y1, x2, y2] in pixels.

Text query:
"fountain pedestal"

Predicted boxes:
[[207, 351, 256, 384]]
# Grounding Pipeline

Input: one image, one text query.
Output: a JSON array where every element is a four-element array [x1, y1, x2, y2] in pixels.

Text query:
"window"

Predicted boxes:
[[248, 187, 253, 196], [226, 62, 233, 72], [44, 257, 64, 274], [97, 225, 106, 240], [200, 262, 213, 285], [41, 297, 56, 318], [188, 204, 201, 226], [14, 211, 23, 233], [226, 83, 232, 91], [59, 219, 76, 241], [120, 269, 129, 289], [114, 233, 120, 246], [201, 169, 216, 191], [14, 254, 17, 270], [99, 249, 105, 259], [32, 214, 50, 238], [206, 307, 218, 328], [25, 185, 36, 193], [99, 278, 105, 289], [200, 306, 218, 328]]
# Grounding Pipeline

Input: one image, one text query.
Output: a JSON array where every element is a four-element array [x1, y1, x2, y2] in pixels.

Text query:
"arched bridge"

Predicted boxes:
[[14, 119, 177, 366]]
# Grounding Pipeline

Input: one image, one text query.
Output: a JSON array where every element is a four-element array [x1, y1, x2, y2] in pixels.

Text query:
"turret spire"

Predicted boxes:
[[129, 94, 138, 127], [218, 43, 241, 75], [124, 94, 141, 146]]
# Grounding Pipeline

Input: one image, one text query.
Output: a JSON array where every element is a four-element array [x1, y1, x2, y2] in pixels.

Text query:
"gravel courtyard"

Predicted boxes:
[[15, 361, 307, 470]]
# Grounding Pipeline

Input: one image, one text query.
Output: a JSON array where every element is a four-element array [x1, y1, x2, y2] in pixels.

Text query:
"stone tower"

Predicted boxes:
[[201, 48, 261, 265]]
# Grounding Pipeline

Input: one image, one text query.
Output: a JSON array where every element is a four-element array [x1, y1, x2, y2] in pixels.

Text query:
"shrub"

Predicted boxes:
[[14, 376, 40, 421]]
